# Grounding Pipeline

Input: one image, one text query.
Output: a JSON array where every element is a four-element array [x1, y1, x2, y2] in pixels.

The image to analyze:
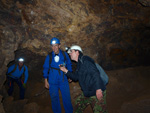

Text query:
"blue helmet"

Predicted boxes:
[[50, 37, 60, 45]]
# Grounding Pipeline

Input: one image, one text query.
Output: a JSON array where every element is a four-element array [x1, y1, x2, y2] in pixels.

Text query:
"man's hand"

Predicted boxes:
[[45, 79, 49, 89], [96, 89, 103, 101], [68, 78, 72, 83], [59, 65, 68, 73]]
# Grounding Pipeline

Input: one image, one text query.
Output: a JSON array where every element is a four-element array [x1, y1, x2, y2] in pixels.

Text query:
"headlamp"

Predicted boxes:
[[65, 47, 70, 53], [18, 58, 24, 62], [52, 40, 56, 44]]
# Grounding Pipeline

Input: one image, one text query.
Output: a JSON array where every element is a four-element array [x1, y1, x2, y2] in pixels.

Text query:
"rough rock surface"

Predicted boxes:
[[139, 0, 150, 6], [0, 95, 5, 113]]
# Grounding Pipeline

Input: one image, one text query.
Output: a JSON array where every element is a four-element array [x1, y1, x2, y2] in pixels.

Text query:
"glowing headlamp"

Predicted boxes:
[[52, 40, 56, 44], [18, 58, 24, 62]]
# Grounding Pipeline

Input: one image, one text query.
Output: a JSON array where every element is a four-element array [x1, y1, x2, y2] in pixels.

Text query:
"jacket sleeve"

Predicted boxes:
[[24, 66, 29, 84], [43, 55, 50, 78], [6, 64, 15, 75], [66, 70, 79, 81], [65, 52, 72, 72]]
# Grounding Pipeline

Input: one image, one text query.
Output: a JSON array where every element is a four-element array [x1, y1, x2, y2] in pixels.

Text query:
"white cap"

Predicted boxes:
[[68, 45, 82, 53], [18, 58, 24, 62]]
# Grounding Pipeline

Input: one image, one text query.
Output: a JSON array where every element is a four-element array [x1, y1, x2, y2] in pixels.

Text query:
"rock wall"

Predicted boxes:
[[0, 0, 150, 71]]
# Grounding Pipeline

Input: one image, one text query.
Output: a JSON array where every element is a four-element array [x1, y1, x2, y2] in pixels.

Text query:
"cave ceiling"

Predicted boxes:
[[0, 0, 150, 70]]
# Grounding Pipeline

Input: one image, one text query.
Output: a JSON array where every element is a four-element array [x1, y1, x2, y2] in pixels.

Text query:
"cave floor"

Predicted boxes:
[[3, 66, 150, 113]]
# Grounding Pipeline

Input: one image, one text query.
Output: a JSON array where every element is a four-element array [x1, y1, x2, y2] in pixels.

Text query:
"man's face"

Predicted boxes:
[[69, 49, 78, 61], [18, 62, 23, 67], [51, 44, 60, 54]]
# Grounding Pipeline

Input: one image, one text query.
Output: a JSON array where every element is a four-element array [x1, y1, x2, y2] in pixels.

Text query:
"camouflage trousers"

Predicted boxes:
[[74, 90, 107, 113]]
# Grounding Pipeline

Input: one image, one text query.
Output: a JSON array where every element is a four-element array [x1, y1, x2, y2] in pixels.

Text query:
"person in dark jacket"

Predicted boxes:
[[59, 45, 107, 113]]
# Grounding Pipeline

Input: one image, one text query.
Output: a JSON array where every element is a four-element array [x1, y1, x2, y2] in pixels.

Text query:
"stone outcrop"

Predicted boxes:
[[3, 96, 28, 113], [139, 0, 150, 6], [0, 95, 5, 113]]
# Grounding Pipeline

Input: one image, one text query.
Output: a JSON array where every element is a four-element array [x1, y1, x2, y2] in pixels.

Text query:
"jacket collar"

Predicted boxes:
[[78, 53, 83, 63]]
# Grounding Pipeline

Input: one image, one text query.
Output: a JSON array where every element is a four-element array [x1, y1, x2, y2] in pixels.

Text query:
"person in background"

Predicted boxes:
[[6, 57, 28, 99], [59, 45, 107, 113], [43, 37, 73, 113]]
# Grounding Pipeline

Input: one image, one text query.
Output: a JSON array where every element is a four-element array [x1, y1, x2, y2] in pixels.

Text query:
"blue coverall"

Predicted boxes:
[[6, 64, 28, 99], [43, 50, 73, 113]]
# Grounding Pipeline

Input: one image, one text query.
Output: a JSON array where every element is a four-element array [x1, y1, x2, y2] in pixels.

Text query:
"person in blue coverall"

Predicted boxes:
[[43, 37, 73, 113], [6, 58, 29, 99]]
